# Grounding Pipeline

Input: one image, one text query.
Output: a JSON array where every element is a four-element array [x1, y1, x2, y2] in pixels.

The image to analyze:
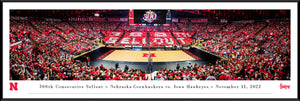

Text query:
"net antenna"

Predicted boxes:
[[148, 44, 153, 80]]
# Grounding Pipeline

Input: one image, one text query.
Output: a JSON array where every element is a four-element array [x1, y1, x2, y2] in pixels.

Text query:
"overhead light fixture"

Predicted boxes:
[[94, 13, 99, 17]]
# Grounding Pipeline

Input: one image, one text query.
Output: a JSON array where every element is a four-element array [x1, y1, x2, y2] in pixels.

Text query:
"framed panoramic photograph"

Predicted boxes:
[[2, 1, 298, 100]]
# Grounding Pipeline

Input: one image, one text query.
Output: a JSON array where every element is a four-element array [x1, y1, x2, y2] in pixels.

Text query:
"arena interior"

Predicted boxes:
[[9, 10, 290, 80]]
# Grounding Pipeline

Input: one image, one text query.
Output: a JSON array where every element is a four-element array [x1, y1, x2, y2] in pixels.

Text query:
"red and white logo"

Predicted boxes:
[[280, 83, 290, 89], [143, 10, 157, 23], [9, 82, 18, 91]]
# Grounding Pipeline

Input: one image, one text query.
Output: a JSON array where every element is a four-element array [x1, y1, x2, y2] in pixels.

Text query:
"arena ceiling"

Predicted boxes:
[[10, 9, 289, 21]]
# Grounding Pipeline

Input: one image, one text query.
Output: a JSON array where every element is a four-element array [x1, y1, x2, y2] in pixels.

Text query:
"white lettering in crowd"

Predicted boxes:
[[154, 38, 164, 44], [177, 38, 186, 44], [174, 32, 191, 37], [174, 32, 183, 37], [130, 32, 142, 37], [164, 38, 174, 44], [132, 38, 139, 44], [152, 38, 175, 45], [106, 37, 119, 44], [142, 38, 147, 44], [155, 32, 167, 37], [119, 37, 147, 45], [120, 38, 130, 44]]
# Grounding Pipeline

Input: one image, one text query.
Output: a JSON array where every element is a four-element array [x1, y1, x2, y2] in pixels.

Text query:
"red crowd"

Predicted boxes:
[[10, 20, 100, 80], [117, 22, 137, 32], [9, 20, 35, 55], [192, 21, 290, 80], [161, 23, 180, 32], [9, 19, 290, 80]]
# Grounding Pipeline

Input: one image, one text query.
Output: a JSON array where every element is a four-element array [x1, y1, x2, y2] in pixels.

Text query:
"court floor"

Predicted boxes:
[[102, 50, 195, 62]]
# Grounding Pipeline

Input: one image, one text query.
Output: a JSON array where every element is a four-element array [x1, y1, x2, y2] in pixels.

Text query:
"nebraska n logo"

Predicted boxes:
[[9, 82, 18, 91]]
